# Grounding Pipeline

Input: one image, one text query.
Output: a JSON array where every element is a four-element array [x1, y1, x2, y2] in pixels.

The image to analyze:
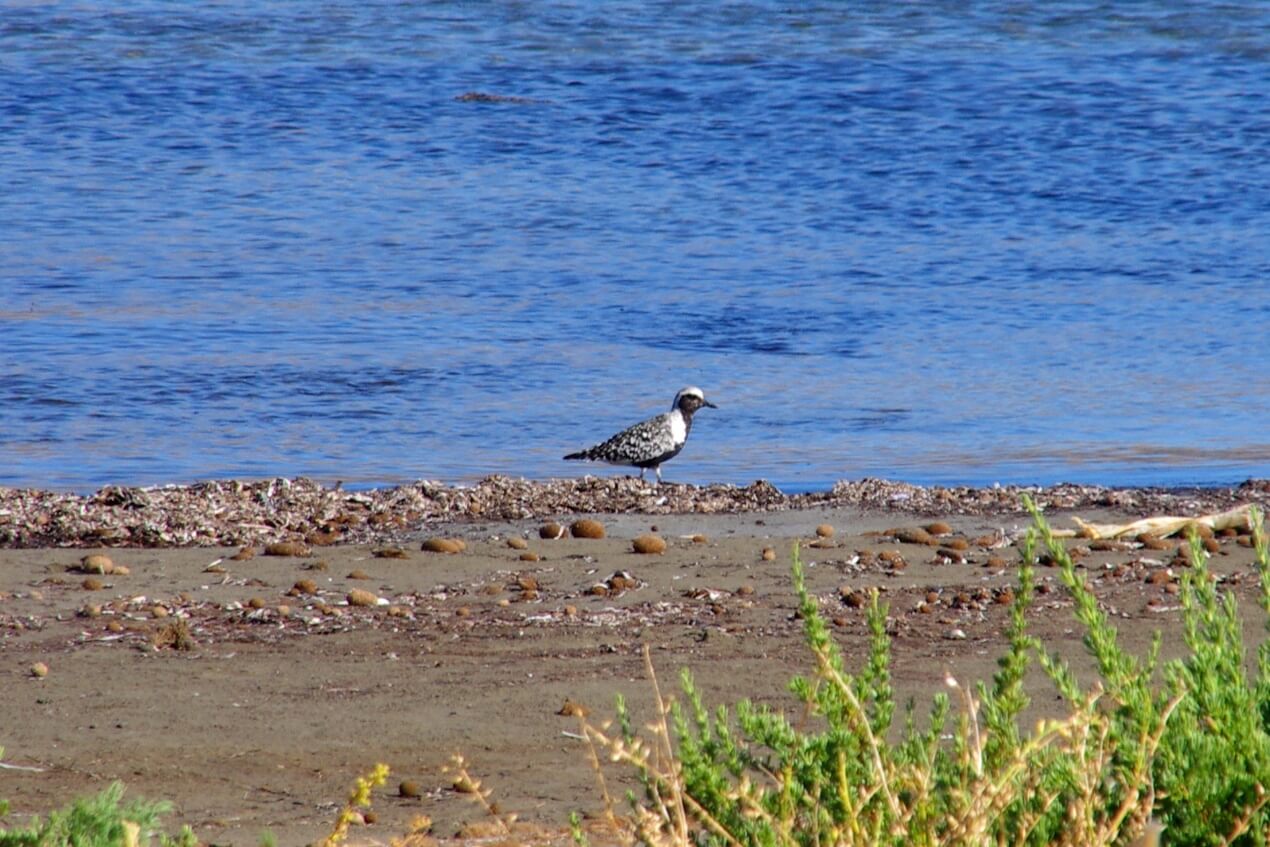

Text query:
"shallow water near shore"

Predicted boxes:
[[3, 2, 1269, 492]]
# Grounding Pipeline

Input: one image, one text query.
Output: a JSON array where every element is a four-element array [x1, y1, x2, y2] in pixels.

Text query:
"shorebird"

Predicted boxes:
[[564, 386, 717, 483]]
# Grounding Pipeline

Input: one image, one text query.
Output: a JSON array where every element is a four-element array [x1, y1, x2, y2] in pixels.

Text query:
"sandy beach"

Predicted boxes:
[[2, 477, 1268, 845]]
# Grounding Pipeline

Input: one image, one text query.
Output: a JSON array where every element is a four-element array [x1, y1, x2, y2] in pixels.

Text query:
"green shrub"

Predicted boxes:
[[0, 781, 195, 847], [586, 501, 1270, 847]]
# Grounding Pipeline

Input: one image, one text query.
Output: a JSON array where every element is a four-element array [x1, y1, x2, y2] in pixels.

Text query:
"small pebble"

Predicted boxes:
[[30, 662, 49, 678], [761, 547, 777, 562], [507, 537, 529, 550], [815, 524, 834, 538], [539, 522, 564, 540]]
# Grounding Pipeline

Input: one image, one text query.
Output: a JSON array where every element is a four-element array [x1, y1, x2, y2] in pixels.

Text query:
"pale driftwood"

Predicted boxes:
[[1052, 503, 1256, 540]]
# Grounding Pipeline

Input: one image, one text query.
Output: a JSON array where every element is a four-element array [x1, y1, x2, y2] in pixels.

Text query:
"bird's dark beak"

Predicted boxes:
[[704, 399, 718, 409]]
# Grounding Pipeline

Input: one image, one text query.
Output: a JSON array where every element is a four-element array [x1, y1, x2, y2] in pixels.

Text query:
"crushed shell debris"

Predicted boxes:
[[0, 475, 1265, 548]]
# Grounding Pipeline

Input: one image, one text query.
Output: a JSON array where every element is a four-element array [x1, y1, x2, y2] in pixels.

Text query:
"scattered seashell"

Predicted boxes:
[[632, 535, 667, 555], [265, 541, 311, 557], [570, 519, 606, 539], [421, 538, 463, 554]]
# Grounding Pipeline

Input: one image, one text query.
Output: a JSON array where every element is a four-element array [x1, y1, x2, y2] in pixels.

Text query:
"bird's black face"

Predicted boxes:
[[678, 393, 717, 415]]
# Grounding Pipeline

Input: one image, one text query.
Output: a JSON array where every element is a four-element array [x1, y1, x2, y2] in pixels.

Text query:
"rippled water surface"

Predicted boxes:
[[3, 1, 1269, 491]]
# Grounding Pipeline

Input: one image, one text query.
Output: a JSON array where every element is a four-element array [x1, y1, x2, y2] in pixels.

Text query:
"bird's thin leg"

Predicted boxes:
[[654, 466, 662, 484], [638, 468, 646, 481]]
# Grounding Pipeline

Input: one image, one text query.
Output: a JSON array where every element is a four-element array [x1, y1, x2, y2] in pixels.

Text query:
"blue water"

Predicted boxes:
[[3, 2, 1270, 493]]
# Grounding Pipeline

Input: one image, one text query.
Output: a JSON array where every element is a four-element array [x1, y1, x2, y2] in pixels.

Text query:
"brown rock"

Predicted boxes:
[[398, 780, 421, 799], [291, 578, 319, 595], [265, 541, 311, 557], [692, 534, 709, 544], [925, 521, 953, 536], [306, 529, 341, 547], [347, 589, 379, 607], [1145, 570, 1174, 586], [632, 535, 667, 555], [761, 547, 777, 561], [943, 537, 969, 551], [539, 522, 564, 540], [518, 551, 540, 562], [506, 537, 529, 550], [80, 554, 114, 574], [516, 575, 539, 592], [892, 526, 937, 546], [815, 523, 835, 538], [557, 699, 589, 717], [30, 662, 49, 678], [570, 519, 606, 539], [421, 538, 463, 554], [247, 597, 266, 610], [735, 584, 755, 597], [372, 547, 408, 559], [347, 569, 372, 580], [230, 546, 256, 561], [81, 577, 103, 591]]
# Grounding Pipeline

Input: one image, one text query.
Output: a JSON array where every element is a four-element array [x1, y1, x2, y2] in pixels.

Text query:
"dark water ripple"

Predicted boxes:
[[2, 1, 1269, 491]]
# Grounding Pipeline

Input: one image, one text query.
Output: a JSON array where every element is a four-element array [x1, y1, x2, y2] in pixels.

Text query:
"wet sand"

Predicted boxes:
[[2, 481, 1268, 845]]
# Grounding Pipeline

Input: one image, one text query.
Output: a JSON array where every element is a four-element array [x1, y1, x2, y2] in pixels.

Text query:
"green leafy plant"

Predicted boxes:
[[0, 781, 195, 847]]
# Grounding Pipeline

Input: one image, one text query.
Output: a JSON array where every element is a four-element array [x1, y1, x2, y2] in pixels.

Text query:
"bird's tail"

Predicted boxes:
[[563, 450, 588, 461]]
